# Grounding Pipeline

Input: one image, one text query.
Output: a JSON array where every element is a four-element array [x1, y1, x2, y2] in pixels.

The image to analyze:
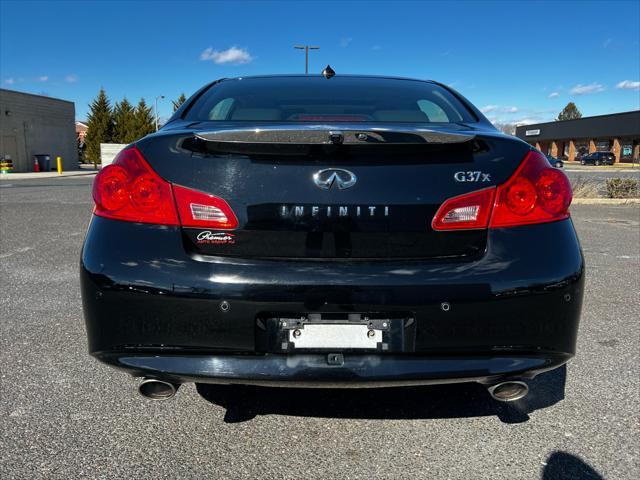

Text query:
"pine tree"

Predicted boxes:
[[556, 102, 582, 121], [85, 88, 113, 167], [112, 98, 136, 144], [132, 98, 155, 140], [172, 93, 187, 112]]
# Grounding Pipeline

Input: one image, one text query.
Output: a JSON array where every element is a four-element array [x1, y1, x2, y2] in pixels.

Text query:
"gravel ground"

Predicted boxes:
[[0, 176, 638, 479]]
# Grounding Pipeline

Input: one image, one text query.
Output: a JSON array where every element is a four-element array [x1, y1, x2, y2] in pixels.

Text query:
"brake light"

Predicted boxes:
[[173, 184, 238, 229], [433, 150, 572, 231], [490, 150, 572, 228], [432, 187, 495, 230], [93, 147, 179, 225], [92, 146, 238, 229]]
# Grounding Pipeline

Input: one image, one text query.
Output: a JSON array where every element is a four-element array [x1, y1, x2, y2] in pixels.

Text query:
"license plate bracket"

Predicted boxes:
[[256, 313, 416, 353]]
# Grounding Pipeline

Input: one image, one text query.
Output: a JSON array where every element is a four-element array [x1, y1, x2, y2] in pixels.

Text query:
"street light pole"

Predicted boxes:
[[294, 45, 320, 74], [154, 95, 165, 131]]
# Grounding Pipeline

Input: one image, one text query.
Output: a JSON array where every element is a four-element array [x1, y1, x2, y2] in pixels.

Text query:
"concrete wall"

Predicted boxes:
[[0, 89, 78, 172]]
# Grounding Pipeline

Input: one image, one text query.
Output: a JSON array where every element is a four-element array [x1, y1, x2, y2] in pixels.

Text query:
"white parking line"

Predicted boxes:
[[0, 246, 34, 259], [565, 169, 638, 173]]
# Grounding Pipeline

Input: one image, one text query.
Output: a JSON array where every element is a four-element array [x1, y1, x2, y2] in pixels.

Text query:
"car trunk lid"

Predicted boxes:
[[136, 123, 531, 260]]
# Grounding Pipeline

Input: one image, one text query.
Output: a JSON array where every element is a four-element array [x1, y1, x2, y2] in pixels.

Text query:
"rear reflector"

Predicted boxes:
[[433, 150, 572, 231], [92, 146, 238, 229], [432, 187, 496, 231], [190, 203, 228, 222], [173, 184, 238, 229], [444, 205, 479, 223]]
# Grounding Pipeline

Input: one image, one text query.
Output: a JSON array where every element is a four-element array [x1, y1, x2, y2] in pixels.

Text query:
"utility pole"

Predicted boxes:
[[154, 95, 165, 131], [294, 45, 320, 74]]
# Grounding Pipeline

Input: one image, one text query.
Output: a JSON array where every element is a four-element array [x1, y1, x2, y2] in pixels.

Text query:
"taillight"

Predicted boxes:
[[433, 150, 572, 231], [92, 146, 239, 229], [432, 187, 495, 230], [490, 150, 572, 228], [93, 147, 179, 225], [173, 184, 238, 229]]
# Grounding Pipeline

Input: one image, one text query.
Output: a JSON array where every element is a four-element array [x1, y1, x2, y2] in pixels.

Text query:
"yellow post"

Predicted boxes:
[[56, 156, 63, 175]]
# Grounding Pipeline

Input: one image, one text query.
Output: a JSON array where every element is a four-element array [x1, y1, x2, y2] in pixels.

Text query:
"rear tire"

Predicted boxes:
[[580, 159, 586, 165], [555, 162, 563, 168], [595, 160, 600, 166]]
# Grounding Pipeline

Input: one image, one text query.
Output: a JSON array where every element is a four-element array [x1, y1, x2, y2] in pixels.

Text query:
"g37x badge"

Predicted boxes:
[[454, 171, 491, 182]]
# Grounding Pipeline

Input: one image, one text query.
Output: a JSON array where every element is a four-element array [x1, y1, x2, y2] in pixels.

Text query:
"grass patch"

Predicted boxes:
[[571, 176, 602, 198], [605, 178, 639, 199]]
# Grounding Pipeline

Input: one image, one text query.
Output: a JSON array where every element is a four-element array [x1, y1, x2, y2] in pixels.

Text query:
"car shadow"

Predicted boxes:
[[542, 451, 604, 480], [196, 364, 566, 424]]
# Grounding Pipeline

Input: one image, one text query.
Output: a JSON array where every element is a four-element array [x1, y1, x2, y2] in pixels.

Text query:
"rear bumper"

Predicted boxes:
[[97, 352, 571, 388], [81, 216, 584, 385]]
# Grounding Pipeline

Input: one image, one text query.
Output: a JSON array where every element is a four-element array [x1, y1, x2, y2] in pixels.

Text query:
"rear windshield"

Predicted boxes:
[[184, 76, 476, 124]]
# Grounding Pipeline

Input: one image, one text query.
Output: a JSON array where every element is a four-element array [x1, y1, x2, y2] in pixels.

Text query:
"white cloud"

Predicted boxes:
[[4, 78, 15, 85], [616, 80, 640, 91], [65, 74, 77, 83], [200, 46, 253, 65], [37, 75, 48, 82], [480, 104, 498, 113], [570, 83, 604, 95], [340, 37, 353, 48], [603, 38, 612, 48], [371, 45, 381, 51], [481, 105, 518, 114], [514, 118, 538, 126], [548, 91, 560, 98]]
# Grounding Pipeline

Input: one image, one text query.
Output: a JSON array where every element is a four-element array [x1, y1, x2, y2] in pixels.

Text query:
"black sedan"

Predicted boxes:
[[81, 74, 583, 403]]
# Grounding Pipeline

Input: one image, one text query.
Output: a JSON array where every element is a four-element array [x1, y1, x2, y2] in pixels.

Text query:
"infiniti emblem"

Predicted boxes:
[[313, 168, 357, 190]]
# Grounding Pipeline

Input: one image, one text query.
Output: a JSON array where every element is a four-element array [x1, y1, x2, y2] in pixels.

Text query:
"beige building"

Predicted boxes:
[[515, 111, 640, 163], [76, 121, 88, 141]]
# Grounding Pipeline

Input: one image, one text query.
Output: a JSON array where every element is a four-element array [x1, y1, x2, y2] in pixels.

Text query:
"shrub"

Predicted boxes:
[[605, 178, 639, 199]]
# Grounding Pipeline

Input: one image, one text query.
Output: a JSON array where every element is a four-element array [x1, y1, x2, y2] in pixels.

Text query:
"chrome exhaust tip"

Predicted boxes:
[[487, 381, 529, 402], [138, 378, 179, 400]]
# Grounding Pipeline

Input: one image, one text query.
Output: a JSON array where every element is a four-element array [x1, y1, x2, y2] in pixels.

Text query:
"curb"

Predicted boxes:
[[572, 198, 640, 205], [564, 162, 639, 168], [565, 169, 638, 173], [0, 171, 97, 180]]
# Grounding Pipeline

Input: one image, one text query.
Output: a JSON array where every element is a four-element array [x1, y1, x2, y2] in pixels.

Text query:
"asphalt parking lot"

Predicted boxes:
[[1, 175, 638, 479]]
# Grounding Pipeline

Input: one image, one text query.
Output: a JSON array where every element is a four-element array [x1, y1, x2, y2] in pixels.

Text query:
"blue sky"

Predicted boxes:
[[1, 0, 639, 124]]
